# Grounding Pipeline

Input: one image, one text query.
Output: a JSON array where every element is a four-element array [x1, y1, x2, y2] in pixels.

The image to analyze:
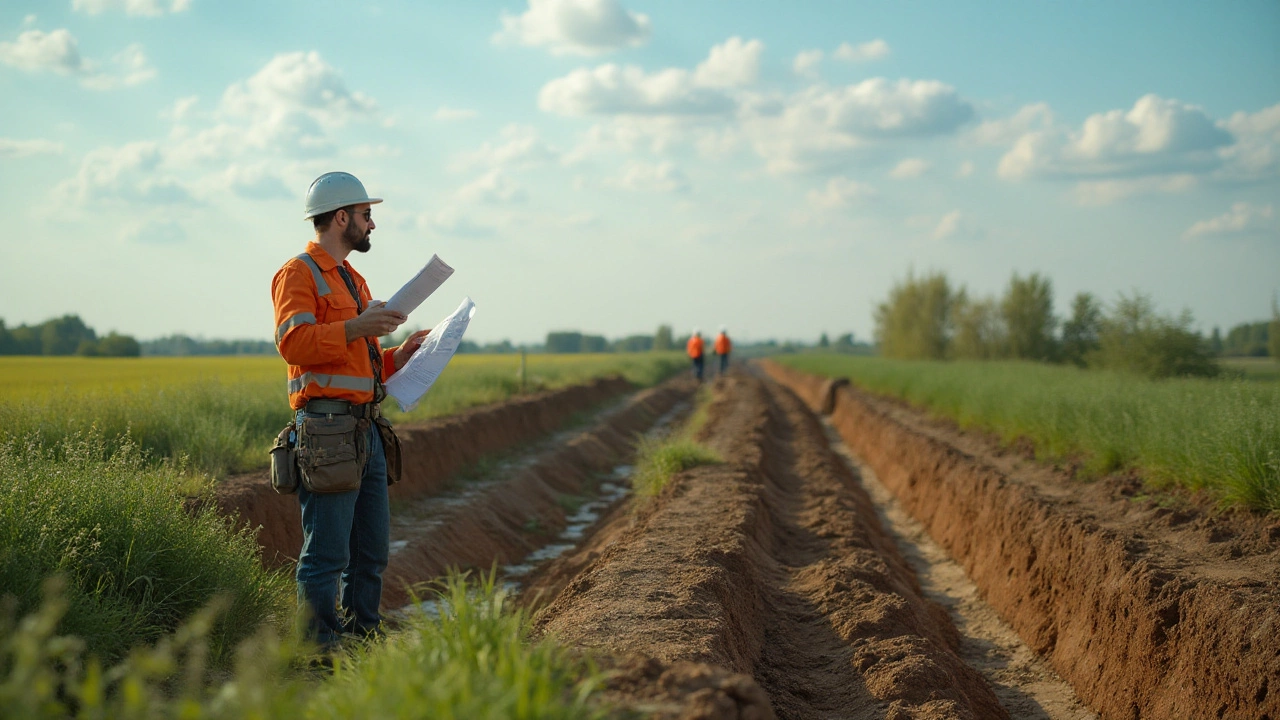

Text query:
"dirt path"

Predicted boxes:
[[821, 421, 1095, 720]]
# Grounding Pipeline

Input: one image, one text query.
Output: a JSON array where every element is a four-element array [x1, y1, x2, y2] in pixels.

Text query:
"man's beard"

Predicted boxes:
[[344, 220, 371, 253]]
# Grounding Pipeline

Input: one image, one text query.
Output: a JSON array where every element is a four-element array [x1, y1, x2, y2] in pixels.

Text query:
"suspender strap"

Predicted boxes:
[[335, 266, 387, 405]]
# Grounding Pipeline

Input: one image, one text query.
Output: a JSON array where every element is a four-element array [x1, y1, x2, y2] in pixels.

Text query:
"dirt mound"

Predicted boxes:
[[381, 379, 694, 608], [533, 373, 1006, 719], [214, 376, 635, 566], [762, 359, 1280, 720]]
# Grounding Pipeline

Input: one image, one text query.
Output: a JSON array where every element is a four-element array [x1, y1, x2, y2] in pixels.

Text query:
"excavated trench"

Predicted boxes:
[[761, 360, 1280, 720], [529, 372, 1013, 719]]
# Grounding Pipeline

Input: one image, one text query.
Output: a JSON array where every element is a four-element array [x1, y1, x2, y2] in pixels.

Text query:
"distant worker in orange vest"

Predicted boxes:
[[714, 326, 732, 376], [687, 329, 705, 381]]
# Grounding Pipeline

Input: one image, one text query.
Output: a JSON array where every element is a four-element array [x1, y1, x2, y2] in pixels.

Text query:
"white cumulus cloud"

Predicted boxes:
[[0, 28, 91, 75], [693, 37, 764, 88], [889, 157, 930, 178], [998, 94, 1233, 180], [56, 141, 193, 207], [73, 0, 190, 15], [611, 161, 690, 193], [1217, 103, 1280, 182], [931, 208, 962, 239], [1183, 202, 1275, 240], [493, 0, 650, 56], [0, 138, 65, 157], [742, 78, 975, 174], [792, 49, 822, 78], [971, 103, 1053, 145], [451, 125, 560, 172], [456, 169, 528, 204], [539, 63, 737, 117], [808, 176, 877, 209], [1071, 175, 1197, 206], [833, 39, 890, 62]]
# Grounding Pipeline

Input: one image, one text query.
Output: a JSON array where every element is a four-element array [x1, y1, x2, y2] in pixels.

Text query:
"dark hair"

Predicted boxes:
[[311, 205, 354, 232]]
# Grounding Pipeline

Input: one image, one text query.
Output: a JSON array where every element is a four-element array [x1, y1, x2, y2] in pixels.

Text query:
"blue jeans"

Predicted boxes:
[[295, 410, 390, 646], [692, 355, 704, 381]]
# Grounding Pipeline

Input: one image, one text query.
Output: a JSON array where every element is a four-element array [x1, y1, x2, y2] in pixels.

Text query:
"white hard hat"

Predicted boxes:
[[719, 325, 728, 333], [693, 328, 701, 336], [304, 171, 382, 220]]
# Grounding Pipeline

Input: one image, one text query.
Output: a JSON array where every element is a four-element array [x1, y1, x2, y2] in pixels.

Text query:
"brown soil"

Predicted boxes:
[[761, 360, 1280, 720], [531, 373, 1007, 719], [214, 376, 635, 567]]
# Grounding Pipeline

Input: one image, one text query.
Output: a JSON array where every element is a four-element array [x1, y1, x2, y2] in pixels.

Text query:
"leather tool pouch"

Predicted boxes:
[[374, 415, 402, 486], [269, 421, 299, 495], [297, 414, 363, 493]]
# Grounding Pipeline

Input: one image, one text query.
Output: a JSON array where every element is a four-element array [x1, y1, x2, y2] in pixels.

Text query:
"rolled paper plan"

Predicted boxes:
[[384, 254, 454, 317]]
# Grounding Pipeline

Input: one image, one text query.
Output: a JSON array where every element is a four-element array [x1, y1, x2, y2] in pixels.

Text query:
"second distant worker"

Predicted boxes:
[[714, 326, 732, 376], [687, 329, 705, 381]]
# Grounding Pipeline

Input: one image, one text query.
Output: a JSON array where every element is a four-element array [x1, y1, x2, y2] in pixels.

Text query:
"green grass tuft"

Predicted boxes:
[[631, 436, 722, 498]]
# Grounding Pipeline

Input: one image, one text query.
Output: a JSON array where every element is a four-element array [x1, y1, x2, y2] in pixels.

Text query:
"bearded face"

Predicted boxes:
[[343, 209, 372, 253]]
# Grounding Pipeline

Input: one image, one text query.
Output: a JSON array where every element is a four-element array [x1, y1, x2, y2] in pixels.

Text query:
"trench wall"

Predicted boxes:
[[214, 376, 635, 567], [761, 359, 1279, 720]]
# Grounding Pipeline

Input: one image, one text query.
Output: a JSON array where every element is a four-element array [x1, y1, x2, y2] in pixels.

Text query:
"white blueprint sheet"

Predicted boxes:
[[385, 296, 476, 412]]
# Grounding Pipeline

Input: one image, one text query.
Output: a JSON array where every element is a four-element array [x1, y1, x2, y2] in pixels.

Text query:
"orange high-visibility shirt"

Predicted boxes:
[[272, 242, 399, 410], [714, 333, 731, 355], [686, 335, 704, 358]]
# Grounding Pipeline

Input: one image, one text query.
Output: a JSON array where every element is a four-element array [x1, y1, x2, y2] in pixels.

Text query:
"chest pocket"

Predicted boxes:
[[320, 288, 359, 323]]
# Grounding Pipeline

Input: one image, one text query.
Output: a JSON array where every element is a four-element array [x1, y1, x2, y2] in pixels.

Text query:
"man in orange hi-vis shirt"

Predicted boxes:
[[714, 326, 732, 376], [687, 329, 705, 381], [273, 171, 429, 650]]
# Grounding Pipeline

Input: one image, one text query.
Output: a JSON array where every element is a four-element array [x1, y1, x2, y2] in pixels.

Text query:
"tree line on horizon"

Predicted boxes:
[[872, 270, 1280, 378]]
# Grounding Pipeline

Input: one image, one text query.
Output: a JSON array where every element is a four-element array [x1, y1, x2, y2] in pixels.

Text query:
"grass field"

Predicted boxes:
[[1220, 356, 1280, 382], [0, 352, 686, 479], [774, 354, 1280, 513]]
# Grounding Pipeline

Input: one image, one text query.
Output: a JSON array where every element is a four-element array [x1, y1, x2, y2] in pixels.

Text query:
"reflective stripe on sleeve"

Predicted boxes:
[[288, 372, 375, 394], [275, 312, 317, 345], [296, 253, 331, 296]]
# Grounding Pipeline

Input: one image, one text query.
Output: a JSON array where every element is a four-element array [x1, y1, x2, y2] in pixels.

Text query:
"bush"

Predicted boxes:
[[0, 433, 292, 664], [1090, 293, 1219, 378]]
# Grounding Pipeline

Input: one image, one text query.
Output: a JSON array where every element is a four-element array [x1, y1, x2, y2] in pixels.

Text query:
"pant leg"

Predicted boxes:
[[341, 422, 390, 633], [295, 412, 360, 646], [720, 353, 729, 374]]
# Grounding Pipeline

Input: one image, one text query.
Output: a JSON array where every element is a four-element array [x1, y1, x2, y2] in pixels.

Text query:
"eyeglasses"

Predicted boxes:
[[344, 209, 373, 223]]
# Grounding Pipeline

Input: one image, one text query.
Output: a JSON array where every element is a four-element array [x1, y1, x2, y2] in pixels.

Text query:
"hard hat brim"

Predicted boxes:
[[303, 197, 383, 221]]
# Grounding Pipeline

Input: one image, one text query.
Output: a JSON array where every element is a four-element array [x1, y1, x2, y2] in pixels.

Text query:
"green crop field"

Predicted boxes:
[[0, 352, 685, 479], [774, 354, 1280, 513]]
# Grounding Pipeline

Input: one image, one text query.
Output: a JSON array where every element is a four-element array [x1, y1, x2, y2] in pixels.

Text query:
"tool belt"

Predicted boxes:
[[269, 398, 401, 494], [304, 398, 379, 419]]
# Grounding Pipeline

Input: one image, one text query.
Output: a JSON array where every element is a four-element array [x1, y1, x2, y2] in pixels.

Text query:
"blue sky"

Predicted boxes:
[[1, 0, 1277, 345]]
